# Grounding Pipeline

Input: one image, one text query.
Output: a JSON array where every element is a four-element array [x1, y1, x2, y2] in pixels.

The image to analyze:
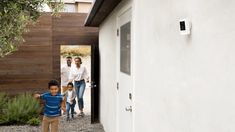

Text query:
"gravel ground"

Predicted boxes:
[[0, 115, 105, 132]]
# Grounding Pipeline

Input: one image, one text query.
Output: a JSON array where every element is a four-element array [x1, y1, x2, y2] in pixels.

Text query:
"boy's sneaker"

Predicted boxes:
[[66, 117, 70, 121], [78, 112, 85, 117]]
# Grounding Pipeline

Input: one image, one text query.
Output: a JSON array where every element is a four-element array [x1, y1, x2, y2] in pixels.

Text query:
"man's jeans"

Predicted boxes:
[[74, 80, 86, 110]]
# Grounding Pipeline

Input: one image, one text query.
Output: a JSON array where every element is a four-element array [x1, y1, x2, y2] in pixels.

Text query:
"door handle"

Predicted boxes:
[[90, 81, 97, 88], [125, 106, 132, 112]]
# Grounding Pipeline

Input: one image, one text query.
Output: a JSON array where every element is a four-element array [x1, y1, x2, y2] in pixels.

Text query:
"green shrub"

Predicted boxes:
[[27, 117, 41, 126], [0, 93, 8, 124], [0, 93, 42, 125], [0, 93, 8, 113]]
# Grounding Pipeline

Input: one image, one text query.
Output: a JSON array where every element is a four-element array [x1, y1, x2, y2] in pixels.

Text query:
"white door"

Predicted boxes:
[[117, 8, 133, 132]]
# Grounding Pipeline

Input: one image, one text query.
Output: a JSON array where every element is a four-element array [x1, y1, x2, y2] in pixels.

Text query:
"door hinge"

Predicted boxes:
[[117, 29, 119, 36], [117, 82, 119, 90]]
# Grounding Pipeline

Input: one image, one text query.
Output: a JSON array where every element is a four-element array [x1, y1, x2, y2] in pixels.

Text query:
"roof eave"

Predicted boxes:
[[84, 0, 122, 27]]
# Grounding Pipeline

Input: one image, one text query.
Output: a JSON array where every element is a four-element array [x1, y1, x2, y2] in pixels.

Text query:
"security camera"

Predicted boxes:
[[179, 18, 191, 35]]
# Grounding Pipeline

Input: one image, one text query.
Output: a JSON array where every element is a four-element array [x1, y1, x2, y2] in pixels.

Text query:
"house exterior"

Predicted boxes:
[[85, 0, 235, 132], [42, 0, 93, 13], [62, 0, 93, 13]]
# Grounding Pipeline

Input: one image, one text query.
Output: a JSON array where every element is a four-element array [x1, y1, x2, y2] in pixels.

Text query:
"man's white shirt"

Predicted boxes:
[[61, 65, 72, 86]]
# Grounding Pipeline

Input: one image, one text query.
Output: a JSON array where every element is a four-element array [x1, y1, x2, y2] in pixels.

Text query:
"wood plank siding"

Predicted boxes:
[[0, 13, 98, 95]]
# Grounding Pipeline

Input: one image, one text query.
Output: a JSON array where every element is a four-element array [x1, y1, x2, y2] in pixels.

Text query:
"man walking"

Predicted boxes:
[[61, 56, 72, 93]]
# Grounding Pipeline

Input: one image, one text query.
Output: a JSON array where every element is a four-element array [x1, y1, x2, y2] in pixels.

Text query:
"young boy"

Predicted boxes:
[[63, 82, 76, 121], [34, 79, 66, 132]]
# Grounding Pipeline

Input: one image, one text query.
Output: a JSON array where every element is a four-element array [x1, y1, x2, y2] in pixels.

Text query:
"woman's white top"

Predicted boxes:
[[69, 66, 89, 81]]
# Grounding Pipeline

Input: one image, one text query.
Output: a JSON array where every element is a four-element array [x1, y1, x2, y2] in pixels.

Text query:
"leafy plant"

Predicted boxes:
[[0, 93, 42, 125], [0, 93, 8, 113], [0, 93, 8, 124], [0, 0, 64, 57], [27, 117, 41, 126]]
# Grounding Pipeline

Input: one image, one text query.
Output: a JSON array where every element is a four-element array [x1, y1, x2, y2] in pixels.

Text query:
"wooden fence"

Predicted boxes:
[[0, 13, 98, 94]]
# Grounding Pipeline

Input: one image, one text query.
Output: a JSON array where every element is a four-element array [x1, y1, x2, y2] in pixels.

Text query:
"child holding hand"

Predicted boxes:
[[63, 82, 76, 121]]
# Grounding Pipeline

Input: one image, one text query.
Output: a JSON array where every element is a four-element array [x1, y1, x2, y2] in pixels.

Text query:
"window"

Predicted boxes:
[[120, 22, 131, 75]]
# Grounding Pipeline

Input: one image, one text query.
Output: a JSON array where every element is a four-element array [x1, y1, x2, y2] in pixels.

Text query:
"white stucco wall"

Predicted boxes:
[[99, 9, 118, 132], [133, 0, 235, 132], [99, 0, 235, 132]]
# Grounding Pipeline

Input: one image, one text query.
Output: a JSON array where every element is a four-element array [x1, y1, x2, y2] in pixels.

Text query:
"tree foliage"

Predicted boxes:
[[0, 0, 63, 57]]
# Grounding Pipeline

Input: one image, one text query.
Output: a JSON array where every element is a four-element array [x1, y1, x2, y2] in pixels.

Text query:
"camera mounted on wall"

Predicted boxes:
[[179, 18, 191, 35]]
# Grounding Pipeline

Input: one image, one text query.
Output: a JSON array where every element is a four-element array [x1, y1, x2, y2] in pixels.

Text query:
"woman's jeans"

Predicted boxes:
[[74, 80, 86, 110], [66, 102, 75, 117]]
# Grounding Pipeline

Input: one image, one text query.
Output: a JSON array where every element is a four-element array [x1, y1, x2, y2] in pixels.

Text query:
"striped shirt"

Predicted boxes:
[[40, 92, 63, 117]]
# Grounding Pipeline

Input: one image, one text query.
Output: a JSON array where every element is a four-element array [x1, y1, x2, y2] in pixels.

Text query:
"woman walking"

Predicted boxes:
[[69, 56, 89, 117]]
